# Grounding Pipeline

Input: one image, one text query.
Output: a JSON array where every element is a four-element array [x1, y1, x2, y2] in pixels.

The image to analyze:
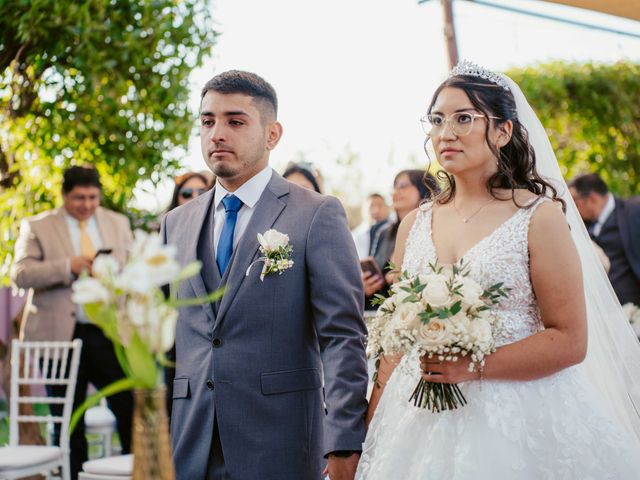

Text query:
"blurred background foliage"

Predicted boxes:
[[1, 4, 638, 288], [506, 61, 640, 197], [0, 0, 216, 285]]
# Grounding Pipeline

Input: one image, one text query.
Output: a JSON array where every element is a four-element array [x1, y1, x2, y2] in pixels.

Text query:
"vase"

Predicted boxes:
[[132, 386, 175, 480]]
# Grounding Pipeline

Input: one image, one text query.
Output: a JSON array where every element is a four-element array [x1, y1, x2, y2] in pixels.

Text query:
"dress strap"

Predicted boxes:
[[520, 196, 554, 238]]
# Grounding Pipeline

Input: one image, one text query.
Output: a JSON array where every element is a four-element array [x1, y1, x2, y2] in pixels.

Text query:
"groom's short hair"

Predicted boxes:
[[201, 70, 278, 122], [569, 173, 609, 197]]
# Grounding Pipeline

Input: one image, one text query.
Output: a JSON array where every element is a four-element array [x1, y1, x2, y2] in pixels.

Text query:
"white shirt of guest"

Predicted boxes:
[[213, 166, 272, 254], [593, 193, 615, 237], [65, 212, 103, 254], [65, 212, 103, 323]]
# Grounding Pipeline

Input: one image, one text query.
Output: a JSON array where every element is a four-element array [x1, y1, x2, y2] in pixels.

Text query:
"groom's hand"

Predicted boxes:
[[324, 452, 360, 480]]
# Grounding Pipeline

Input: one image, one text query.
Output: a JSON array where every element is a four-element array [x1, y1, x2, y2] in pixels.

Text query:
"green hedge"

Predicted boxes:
[[506, 61, 640, 197]]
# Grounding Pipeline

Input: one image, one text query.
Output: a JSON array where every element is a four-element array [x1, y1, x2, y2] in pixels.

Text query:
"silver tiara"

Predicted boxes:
[[449, 60, 510, 91]]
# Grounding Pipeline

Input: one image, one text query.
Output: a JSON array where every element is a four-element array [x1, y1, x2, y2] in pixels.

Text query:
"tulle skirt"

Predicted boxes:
[[356, 354, 640, 480]]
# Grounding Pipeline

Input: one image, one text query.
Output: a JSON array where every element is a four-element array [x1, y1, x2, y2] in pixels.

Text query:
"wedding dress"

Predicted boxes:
[[356, 201, 640, 479]]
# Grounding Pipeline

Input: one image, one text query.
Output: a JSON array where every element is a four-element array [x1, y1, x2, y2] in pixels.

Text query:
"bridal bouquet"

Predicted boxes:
[[367, 262, 509, 412], [69, 230, 222, 430]]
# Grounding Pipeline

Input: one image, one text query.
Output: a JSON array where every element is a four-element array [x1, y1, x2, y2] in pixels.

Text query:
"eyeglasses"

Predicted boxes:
[[420, 112, 501, 137], [179, 188, 207, 199], [393, 181, 414, 191]]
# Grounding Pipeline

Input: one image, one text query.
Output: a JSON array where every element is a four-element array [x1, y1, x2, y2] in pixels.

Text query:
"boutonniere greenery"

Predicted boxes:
[[245, 229, 294, 281]]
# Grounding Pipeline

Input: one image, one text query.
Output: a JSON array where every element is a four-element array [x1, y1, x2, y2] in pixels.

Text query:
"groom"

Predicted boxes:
[[161, 70, 369, 480]]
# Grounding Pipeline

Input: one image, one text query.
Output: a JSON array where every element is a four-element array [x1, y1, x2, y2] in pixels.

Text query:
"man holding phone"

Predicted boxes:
[[11, 165, 134, 479]]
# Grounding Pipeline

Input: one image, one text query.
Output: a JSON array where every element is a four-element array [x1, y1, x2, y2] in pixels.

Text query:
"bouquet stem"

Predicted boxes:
[[409, 379, 467, 412]]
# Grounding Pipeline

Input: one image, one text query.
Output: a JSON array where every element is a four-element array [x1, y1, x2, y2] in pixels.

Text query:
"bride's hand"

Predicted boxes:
[[419, 354, 480, 384]]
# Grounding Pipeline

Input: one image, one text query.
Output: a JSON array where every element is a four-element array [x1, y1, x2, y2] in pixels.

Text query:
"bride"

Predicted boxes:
[[356, 61, 640, 479]]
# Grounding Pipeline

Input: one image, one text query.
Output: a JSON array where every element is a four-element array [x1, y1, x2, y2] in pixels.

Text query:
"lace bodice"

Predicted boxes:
[[402, 201, 545, 347]]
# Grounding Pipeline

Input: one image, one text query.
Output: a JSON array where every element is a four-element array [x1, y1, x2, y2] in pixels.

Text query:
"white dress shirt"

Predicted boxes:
[[65, 213, 103, 254], [593, 193, 615, 237], [65, 212, 103, 323], [213, 166, 273, 254]]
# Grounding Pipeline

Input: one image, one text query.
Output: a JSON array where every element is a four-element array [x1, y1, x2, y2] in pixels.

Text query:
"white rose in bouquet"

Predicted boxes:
[[448, 310, 471, 333], [458, 276, 484, 307], [258, 229, 290, 251], [468, 317, 493, 348], [416, 318, 454, 348], [422, 275, 451, 308], [391, 302, 422, 331]]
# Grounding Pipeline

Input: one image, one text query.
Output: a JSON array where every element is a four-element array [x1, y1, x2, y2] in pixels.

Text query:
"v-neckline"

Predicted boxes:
[[426, 203, 525, 266]]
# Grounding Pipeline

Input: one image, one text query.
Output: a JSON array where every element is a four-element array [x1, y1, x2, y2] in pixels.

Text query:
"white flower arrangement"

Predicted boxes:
[[622, 303, 640, 338], [245, 229, 294, 281], [367, 261, 509, 412], [69, 230, 222, 431]]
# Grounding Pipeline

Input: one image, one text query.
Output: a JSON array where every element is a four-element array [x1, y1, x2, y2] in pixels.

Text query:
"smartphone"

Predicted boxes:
[[94, 248, 113, 258], [360, 257, 382, 277]]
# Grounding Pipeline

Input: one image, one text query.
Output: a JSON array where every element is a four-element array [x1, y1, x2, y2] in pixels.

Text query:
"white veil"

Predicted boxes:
[[500, 73, 640, 440]]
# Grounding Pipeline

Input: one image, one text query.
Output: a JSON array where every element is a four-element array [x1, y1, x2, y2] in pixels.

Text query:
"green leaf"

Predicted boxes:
[[124, 332, 158, 388], [450, 301, 462, 315], [0, 0, 218, 286], [69, 377, 138, 434], [166, 286, 225, 307]]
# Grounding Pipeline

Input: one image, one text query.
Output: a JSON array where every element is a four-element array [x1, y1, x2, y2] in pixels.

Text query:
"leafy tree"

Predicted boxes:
[[0, 0, 216, 284], [506, 61, 640, 196]]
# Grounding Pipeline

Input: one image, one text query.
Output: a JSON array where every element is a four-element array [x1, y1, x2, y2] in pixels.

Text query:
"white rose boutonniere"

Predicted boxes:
[[246, 229, 294, 281]]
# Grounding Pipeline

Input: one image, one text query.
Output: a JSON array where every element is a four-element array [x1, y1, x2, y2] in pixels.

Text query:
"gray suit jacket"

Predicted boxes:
[[11, 207, 132, 341], [161, 172, 368, 480]]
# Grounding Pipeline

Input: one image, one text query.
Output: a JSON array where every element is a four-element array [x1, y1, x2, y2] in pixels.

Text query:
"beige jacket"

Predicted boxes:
[[10, 207, 132, 341]]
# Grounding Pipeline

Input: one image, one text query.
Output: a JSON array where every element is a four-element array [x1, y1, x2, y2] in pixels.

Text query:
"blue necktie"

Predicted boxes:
[[216, 195, 243, 275]]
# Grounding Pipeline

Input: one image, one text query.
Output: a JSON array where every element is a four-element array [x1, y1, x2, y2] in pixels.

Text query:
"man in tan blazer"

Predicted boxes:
[[11, 165, 133, 480]]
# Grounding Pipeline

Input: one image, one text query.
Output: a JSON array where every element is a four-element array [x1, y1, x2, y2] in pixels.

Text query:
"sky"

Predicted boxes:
[[134, 0, 640, 212]]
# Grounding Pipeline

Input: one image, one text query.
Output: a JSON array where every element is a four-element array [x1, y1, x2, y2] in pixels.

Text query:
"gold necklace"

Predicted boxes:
[[453, 197, 495, 223]]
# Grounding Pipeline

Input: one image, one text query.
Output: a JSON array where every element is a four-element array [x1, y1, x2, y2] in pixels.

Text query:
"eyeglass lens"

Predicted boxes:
[[421, 112, 477, 136]]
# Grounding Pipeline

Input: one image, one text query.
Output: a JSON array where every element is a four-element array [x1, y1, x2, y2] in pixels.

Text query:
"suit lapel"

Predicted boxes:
[[51, 209, 75, 257], [215, 174, 289, 326], [183, 190, 219, 324]]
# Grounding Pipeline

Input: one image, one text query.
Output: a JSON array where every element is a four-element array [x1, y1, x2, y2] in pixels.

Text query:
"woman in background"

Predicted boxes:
[[166, 171, 212, 211], [363, 169, 438, 309], [283, 163, 322, 193]]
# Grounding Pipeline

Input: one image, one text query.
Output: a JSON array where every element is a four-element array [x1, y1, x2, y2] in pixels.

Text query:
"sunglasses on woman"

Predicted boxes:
[[179, 188, 207, 199]]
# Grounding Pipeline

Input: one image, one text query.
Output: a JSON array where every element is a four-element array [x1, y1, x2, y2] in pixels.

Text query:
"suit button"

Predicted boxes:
[[206, 379, 214, 390], [212, 338, 222, 348]]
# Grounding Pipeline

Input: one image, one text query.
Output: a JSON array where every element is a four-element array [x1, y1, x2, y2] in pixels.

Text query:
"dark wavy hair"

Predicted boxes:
[[388, 169, 439, 239], [425, 75, 565, 211], [283, 164, 321, 193], [167, 172, 212, 212]]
